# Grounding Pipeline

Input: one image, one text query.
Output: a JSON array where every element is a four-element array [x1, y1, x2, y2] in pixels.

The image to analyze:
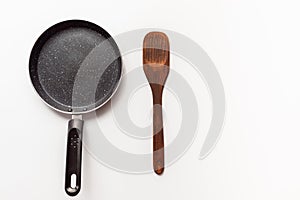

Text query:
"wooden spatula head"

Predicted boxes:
[[143, 32, 169, 65]]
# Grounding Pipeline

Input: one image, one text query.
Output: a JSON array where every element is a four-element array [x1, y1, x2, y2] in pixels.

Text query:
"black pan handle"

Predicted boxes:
[[65, 118, 84, 196]]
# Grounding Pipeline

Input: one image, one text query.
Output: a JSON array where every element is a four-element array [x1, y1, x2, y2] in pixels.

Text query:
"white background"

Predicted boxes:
[[1, 0, 300, 199]]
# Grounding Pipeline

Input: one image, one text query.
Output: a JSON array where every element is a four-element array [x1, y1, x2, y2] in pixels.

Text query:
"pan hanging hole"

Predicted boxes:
[[71, 174, 77, 189]]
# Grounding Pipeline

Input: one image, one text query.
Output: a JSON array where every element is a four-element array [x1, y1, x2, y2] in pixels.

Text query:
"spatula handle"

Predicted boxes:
[[152, 84, 165, 175]]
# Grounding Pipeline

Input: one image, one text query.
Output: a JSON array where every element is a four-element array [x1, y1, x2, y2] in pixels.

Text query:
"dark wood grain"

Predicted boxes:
[[143, 32, 170, 175]]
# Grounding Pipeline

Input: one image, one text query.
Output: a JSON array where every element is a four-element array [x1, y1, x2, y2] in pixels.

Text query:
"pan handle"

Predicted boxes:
[[65, 117, 84, 196]]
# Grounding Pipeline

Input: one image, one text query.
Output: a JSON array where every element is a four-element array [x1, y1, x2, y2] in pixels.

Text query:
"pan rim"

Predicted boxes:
[[29, 19, 122, 115]]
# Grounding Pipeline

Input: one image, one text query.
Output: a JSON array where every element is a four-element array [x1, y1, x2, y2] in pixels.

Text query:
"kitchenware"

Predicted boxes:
[[143, 32, 170, 175], [29, 20, 122, 196]]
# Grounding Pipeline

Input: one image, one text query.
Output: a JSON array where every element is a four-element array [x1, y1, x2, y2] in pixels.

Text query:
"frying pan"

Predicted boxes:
[[29, 20, 122, 196]]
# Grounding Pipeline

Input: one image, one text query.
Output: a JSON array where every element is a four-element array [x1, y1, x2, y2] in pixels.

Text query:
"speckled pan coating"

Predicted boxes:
[[29, 20, 122, 114]]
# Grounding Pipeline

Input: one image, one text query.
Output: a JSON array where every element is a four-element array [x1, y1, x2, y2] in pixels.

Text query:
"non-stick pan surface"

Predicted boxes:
[[29, 20, 122, 113], [29, 20, 122, 196]]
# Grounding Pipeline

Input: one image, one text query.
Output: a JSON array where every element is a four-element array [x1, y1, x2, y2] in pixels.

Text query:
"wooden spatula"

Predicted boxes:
[[143, 32, 170, 175]]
